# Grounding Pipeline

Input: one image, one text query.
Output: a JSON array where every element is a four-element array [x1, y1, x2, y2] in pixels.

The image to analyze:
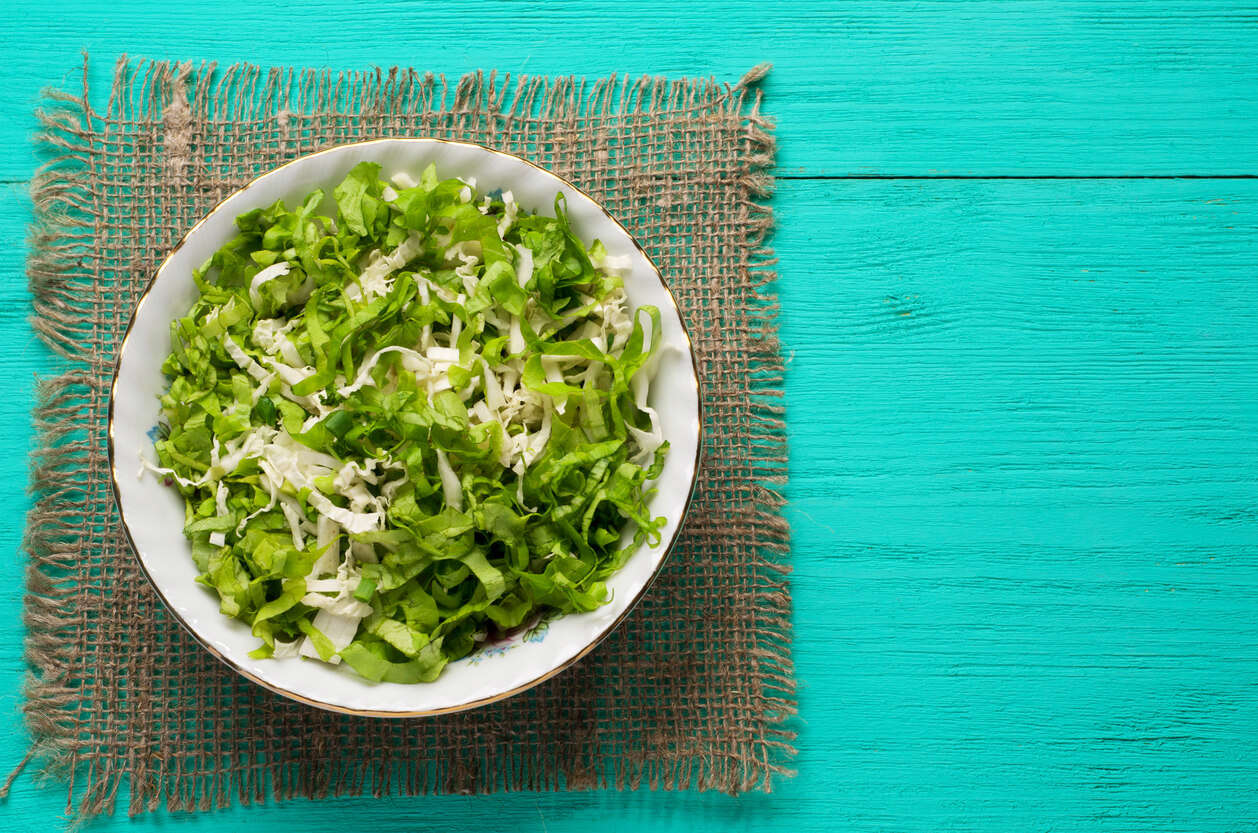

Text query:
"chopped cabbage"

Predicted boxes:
[[151, 162, 668, 682]]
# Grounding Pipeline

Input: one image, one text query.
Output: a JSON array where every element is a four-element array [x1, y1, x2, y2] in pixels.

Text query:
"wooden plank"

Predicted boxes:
[[1, 0, 1256, 178], [2, 177, 1257, 829], [776, 176, 1258, 829]]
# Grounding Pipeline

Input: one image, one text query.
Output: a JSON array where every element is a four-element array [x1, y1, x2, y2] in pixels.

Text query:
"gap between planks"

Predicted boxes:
[[781, 174, 1258, 180], [6, 175, 1258, 186]]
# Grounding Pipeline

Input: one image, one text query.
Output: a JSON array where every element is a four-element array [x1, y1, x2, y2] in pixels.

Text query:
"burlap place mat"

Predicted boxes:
[[16, 55, 791, 819]]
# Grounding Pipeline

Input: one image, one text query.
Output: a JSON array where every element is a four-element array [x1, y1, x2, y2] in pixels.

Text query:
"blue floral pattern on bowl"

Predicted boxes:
[[462, 620, 550, 666]]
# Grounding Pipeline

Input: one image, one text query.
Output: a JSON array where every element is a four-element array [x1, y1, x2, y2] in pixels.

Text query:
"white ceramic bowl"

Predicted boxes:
[[109, 139, 701, 716]]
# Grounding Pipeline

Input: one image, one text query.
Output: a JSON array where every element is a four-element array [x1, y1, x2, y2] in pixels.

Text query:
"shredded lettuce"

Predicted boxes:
[[151, 162, 668, 682]]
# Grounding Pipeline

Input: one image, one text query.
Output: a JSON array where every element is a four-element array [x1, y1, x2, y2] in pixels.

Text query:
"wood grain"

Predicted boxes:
[[2, 0, 1257, 829], [4, 178, 1258, 830], [778, 178, 1258, 831], [0, 0, 1256, 178]]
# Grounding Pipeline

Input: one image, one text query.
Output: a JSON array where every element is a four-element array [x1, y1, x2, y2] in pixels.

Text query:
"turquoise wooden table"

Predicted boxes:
[[3, 1, 1257, 830]]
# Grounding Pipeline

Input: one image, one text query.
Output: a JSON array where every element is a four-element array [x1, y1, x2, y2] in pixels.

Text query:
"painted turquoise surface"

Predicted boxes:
[[2, 1, 1257, 831]]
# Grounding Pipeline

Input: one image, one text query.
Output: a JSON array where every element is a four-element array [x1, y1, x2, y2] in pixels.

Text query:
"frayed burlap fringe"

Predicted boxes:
[[19, 54, 791, 821], [17, 57, 105, 811]]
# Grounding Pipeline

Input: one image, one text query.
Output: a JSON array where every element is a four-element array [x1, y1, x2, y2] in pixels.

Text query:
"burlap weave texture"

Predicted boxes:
[[21, 56, 790, 819]]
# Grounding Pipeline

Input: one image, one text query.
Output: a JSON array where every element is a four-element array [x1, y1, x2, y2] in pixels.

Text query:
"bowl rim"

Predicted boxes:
[[106, 137, 704, 717]]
